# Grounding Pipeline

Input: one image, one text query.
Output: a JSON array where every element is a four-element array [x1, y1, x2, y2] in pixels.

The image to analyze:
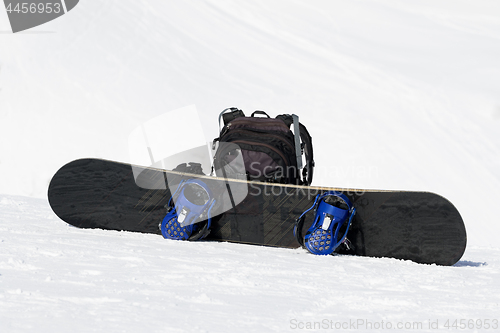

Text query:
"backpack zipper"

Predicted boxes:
[[221, 128, 296, 155], [229, 118, 291, 132]]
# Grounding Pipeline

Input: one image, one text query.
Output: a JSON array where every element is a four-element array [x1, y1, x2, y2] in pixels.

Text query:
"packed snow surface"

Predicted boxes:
[[1, 196, 499, 332], [1, 0, 500, 332]]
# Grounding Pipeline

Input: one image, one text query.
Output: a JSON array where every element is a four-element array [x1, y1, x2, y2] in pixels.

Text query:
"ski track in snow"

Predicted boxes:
[[1, 195, 499, 333]]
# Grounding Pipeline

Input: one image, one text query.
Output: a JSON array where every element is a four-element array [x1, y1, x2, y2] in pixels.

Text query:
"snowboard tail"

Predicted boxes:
[[48, 158, 467, 266]]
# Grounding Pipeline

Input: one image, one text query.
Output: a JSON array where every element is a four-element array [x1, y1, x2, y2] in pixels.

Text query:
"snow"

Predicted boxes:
[[1, 1, 500, 331], [1, 195, 499, 332]]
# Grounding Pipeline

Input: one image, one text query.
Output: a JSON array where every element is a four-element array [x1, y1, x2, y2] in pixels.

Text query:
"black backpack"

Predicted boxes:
[[212, 107, 314, 185]]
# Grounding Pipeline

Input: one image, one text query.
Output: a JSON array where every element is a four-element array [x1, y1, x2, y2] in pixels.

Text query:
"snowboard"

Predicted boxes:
[[48, 158, 467, 266]]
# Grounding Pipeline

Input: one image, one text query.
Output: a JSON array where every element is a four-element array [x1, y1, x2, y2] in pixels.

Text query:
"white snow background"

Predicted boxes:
[[1, 1, 499, 332]]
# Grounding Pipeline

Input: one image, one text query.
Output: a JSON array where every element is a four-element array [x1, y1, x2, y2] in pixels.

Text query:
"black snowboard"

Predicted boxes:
[[48, 158, 467, 266]]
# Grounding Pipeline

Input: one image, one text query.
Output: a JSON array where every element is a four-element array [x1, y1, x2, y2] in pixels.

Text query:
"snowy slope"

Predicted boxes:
[[1, 0, 500, 246], [1, 1, 500, 331], [1, 195, 499, 333]]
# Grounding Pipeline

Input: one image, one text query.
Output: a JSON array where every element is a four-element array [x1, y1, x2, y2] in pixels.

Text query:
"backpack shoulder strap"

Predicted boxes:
[[276, 114, 314, 185], [292, 114, 303, 170], [298, 122, 314, 185]]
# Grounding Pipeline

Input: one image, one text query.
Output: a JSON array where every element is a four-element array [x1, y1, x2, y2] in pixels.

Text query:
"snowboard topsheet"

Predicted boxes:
[[48, 158, 467, 266]]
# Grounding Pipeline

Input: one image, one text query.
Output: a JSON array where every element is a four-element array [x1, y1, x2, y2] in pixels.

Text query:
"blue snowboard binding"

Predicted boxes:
[[160, 179, 216, 241], [294, 191, 356, 255]]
